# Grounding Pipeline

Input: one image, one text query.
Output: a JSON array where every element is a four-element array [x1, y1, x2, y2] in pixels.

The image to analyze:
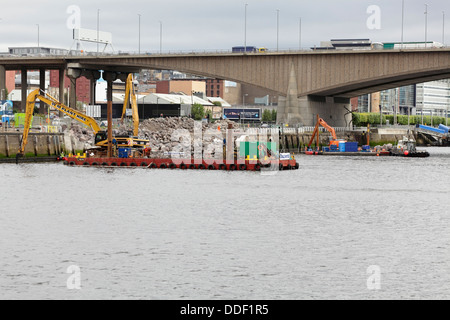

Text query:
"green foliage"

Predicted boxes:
[[191, 103, 205, 121], [271, 109, 277, 121], [212, 101, 222, 107], [262, 109, 277, 122], [353, 112, 448, 127], [206, 109, 213, 122], [262, 109, 272, 121]]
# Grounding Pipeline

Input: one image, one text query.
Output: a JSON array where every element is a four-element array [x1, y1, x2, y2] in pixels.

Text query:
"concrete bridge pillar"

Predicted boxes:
[[67, 68, 82, 109], [81, 70, 101, 106], [21, 68, 28, 112], [58, 69, 65, 103], [299, 96, 352, 127], [39, 68, 47, 114], [277, 64, 351, 127], [277, 64, 302, 126]]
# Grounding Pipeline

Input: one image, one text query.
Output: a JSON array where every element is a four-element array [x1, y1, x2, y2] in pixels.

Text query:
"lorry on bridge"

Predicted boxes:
[[232, 46, 267, 53]]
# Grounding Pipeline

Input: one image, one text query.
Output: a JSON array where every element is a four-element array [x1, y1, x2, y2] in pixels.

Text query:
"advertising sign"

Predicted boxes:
[[223, 108, 261, 120]]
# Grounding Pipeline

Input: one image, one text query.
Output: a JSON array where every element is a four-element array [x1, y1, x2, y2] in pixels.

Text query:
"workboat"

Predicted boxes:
[[390, 136, 430, 158]]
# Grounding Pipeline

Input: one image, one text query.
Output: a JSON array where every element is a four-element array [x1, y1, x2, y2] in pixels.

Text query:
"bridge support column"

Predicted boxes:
[[277, 63, 302, 126], [21, 68, 28, 112], [0, 65, 6, 100], [277, 63, 352, 128], [39, 68, 47, 115], [58, 69, 65, 117], [81, 70, 101, 106], [299, 96, 352, 127], [67, 68, 82, 109], [59, 69, 65, 103]]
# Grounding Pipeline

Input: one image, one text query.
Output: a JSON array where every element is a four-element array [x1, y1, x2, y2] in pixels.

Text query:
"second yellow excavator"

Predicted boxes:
[[120, 74, 140, 137]]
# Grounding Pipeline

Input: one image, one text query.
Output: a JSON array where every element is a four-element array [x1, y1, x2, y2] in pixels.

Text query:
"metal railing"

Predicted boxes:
[[2, 45, 449, 59]]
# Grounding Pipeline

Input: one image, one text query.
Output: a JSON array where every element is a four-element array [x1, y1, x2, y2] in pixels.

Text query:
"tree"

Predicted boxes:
[[206, 109, 213, 122], [191, 103, 205, 120], [262, 109, 272, 121], [271, 109, 277, 121], [2, 87, 9, 100]]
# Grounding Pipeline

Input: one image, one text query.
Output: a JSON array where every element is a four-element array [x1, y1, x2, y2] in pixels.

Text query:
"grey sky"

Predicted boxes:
[[0, 0, 449, 53]]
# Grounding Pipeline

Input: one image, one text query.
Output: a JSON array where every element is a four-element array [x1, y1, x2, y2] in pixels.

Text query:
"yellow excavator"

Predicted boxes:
[[121, 73, 140, 137], [17, 76, 148, 157]]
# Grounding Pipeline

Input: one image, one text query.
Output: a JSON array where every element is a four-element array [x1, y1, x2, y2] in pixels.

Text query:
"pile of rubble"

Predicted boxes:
[[137, 117, 237, 158], [63, 117, 238, 156]]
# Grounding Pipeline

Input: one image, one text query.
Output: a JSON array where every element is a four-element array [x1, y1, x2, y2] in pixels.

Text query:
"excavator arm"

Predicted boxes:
[[307, 116, 338, 148], [121, 74, 140, 137], [18, 89, 101, 156], [318, 118, 337, 140]]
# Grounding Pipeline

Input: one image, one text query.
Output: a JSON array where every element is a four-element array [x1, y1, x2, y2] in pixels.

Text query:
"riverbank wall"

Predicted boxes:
[[0, 132, 65, 158]]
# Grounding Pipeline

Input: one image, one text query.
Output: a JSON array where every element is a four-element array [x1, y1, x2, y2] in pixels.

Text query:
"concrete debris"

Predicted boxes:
[[64, 117, 238, 157]]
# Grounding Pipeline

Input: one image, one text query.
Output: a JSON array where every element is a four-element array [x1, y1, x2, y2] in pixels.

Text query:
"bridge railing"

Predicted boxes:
[[2, 45, 449, 59]]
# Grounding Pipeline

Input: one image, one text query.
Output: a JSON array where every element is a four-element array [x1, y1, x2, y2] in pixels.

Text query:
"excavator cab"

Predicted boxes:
[[95, 131, 108, 145]]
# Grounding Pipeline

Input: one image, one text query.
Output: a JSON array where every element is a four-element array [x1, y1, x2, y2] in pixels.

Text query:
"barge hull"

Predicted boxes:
[[304, 151, 391, 156], [64, 157, 299, 171]]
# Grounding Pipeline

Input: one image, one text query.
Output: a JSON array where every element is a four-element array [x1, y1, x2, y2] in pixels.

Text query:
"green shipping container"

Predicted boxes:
[[239, 142, 278, 159]]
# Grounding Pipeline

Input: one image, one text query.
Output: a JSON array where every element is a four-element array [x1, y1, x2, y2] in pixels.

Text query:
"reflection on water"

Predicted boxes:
[[0, 147, 449, 299]]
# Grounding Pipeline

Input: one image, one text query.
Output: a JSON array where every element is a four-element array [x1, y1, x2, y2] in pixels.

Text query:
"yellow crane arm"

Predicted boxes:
[[121, 74, 140, 136], [18, 89, 101, 155]]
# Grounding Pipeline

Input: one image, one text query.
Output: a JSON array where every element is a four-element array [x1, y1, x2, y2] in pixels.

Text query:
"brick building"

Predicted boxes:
[[156, 80, 206, 96], [205, 79, 225, 98], [49, 70, 91, 104]]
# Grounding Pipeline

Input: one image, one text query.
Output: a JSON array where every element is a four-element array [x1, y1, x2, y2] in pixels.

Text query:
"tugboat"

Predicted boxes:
[[390, 136, 430, 158]]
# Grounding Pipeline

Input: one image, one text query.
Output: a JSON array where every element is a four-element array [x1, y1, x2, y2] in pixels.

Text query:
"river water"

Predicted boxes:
[[1, 147, 449, 300]]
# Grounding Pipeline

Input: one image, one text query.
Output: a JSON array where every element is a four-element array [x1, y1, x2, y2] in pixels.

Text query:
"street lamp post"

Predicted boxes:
[[299, 18, 302, 50], [425, 4, 429, 48], [443, 11, 446, 45], [37, 24, 40, 48], [276, 9, 280, 52], [138, 14, 141, 54], [401, 0, 405, 49], [159, 21, 163, 54], [97, 9, 100, 55], [244, 3, 248, 52]]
